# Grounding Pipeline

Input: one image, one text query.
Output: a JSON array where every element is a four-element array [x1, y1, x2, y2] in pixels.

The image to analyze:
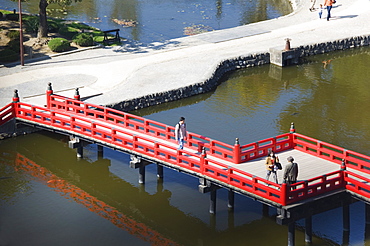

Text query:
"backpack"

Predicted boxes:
[[174, 123, 180, 136], [174, 122, 186, 137], [275, 162, 282, 170]]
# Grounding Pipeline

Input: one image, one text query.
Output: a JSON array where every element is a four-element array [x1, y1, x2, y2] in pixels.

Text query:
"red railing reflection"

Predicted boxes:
[[14, 153, 178, 246]]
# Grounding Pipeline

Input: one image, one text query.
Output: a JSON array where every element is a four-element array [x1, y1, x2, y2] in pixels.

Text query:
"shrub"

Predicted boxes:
[[0, 12, 3, 19], [58, 26, 79, 39], [7, 30, 20, 41], [6, 13, 19, 21], [48, 38, 71, 52], [73, 33, 94, 46], [0, 49, 18, 62], [24, 16, 39, 34], [48, 20, 60, 33], [7, 39, 21, 53]]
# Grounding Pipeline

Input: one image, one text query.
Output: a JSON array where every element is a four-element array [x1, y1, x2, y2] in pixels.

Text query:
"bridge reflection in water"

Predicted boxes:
[[14, 152, 178, 246]]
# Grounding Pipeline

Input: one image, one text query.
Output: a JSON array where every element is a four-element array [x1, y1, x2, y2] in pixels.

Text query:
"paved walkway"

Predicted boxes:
[[1, 0, 370, 108]]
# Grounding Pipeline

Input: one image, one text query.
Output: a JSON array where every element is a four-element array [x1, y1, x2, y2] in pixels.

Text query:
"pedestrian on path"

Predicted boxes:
[[324, 0, 335, 21], [283, 156, 298, 185], [175, 117, 187, 150], [319, 4, 324, 19]]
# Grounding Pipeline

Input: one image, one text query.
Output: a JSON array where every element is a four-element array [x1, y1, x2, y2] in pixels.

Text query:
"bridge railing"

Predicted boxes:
[[12, 101, 285, 204], [0, 103, 16, 126], [7, 92, 370, 206], [239, 133, 294, 162], [284, 170, 345, 205], [344, 171, 370, 199], [49, 94, 239, 163], [292, 133, 370, 174]]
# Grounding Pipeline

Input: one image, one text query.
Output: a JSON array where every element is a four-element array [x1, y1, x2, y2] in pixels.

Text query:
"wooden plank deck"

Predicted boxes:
[[226, 149, 355, 185]]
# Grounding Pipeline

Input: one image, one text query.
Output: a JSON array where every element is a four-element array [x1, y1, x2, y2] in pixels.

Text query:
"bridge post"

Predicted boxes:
[[288, 221, 296, 246], [97, 145, 103, 158], [74, 88, 80, 101], [342, 201, 350, 245], [365, 203, 370, 242], [228, 189, 234, 210], [290, 122, 295, 133], [228, 208, 235, 229], [305, 216, 312, 244], [198, 178, 221, 214], [157, 164, 163, 179], [46, 83, 53, 108], [233, 138, 241, 164], [130, 155, 151, 184], [68, 136, 83, 158], [210, 188, 217, 214], [139, 164, 145, 184], [262, 204, 269, 216], [12, 89, 19, 103]]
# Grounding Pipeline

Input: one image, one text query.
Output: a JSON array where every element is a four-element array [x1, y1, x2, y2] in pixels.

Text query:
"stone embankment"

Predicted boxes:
[[115, 34, 370, 111], [1, 0, 369, 111]]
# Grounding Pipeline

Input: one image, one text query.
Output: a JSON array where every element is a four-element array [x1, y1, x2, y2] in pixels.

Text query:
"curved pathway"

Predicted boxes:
[[0, 0, 369, 107]]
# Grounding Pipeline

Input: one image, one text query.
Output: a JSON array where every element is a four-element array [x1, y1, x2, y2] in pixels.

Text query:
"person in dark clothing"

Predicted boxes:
[[283, 156, 298, 184]]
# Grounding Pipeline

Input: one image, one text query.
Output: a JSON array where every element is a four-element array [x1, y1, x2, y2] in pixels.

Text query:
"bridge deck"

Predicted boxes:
[[66, 115, 370, 185]]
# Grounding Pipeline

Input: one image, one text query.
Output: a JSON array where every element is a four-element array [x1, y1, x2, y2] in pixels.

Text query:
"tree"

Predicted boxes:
[[13, 0, 82, 38], [38, 0, 82, 38]]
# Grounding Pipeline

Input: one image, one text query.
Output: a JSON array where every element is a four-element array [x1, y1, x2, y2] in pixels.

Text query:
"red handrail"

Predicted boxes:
[[5, 93, 370, 206], [292, 133, 370, 174], [0, 103, 16, 126], [344, 171, 370, 199]]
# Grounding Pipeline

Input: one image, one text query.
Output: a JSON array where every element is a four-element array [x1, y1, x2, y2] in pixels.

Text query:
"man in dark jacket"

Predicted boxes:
[[283, 156, 298, 184]]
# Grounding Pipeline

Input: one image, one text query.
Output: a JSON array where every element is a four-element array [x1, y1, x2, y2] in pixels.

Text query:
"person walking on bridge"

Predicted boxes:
[[265, 150, 280, 184], [175, 117, 187, 150], [324, 0, 335, 21], [283, 156, 298, 185]]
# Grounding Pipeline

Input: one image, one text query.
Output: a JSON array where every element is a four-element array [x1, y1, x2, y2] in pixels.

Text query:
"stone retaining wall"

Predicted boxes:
[[112, 35, 370, 112]]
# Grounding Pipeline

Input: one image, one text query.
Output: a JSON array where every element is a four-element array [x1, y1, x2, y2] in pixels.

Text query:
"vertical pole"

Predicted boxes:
[[290, 122, 295, 133], [288, 221, 296, 246], [77, 146, 83, 158], [139, 164, 145, 184], [97, 145, 103, 159], [305, 216, 312, 244], [74, 88, 80, 101], [342, 202, 350, 245], [156, 177, 163, 193], [228, 208, 235, 229], [262, 204, 269, 217], [157, 164, 163, 179], [46, 83, 53, 108], [18, 0, 24, 66], [210, 188, 217, 214], [365, 203, 370, 245], [228, 189, 234, 210], [233, 138, 241, 164], [343, 202, 350, 232], [12, 89, 19, 103]]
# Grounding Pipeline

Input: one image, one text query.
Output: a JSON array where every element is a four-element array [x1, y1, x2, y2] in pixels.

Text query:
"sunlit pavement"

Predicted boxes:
[[0, 0, 369, 108]]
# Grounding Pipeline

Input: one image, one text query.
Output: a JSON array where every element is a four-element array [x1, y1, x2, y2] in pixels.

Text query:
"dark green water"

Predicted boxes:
[[1, 47, 370, 245]]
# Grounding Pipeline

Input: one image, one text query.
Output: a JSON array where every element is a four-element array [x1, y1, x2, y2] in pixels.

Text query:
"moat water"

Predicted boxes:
[[1, 46, 370, 245]]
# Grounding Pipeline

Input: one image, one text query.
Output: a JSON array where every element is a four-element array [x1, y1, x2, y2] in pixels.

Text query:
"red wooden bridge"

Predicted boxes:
[[1, 85, 370, 210]]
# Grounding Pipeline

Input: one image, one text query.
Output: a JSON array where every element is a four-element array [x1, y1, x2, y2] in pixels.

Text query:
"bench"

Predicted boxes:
[[103, 29, 120, 44]]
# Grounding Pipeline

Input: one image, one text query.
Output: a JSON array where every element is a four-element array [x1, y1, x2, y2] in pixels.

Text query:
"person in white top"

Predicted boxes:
[[175, 117, 187, 150]]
